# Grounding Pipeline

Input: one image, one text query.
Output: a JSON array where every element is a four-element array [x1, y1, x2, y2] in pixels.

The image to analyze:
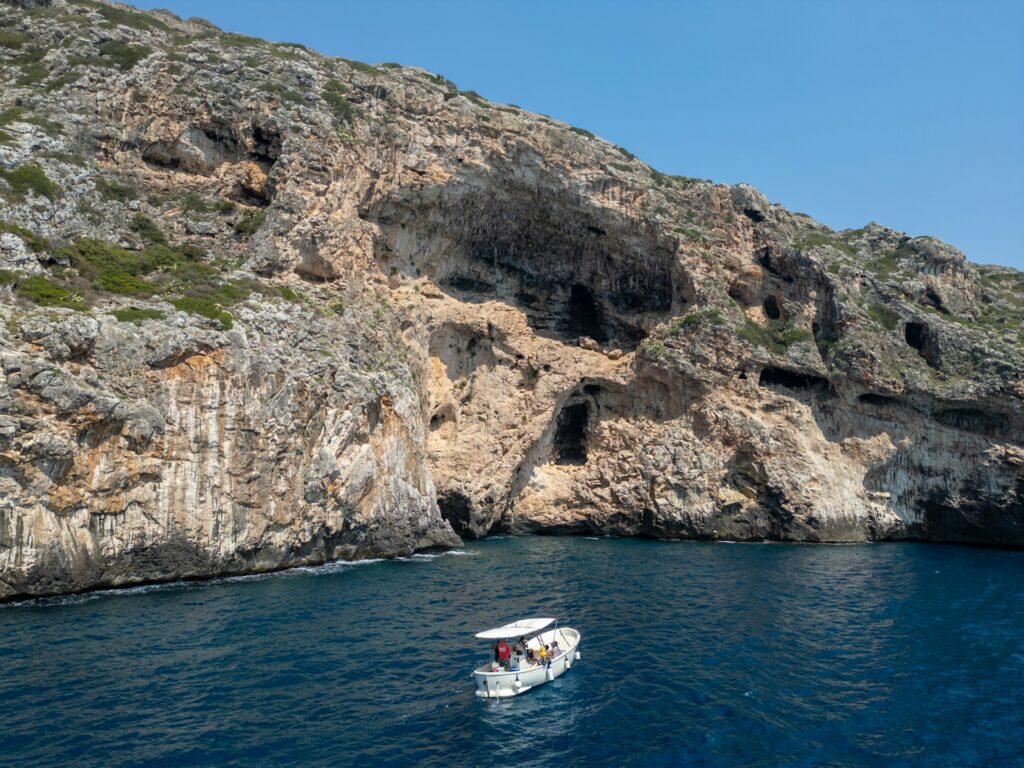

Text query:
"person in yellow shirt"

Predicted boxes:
[[538, 644, 548, 663]]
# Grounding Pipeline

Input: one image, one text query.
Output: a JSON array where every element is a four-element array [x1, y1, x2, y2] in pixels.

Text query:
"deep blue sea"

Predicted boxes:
[[2, 537, 1024, 767]]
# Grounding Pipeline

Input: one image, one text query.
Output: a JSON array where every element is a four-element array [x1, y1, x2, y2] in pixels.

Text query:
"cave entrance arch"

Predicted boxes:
[[568, 284, 606, 342], [437, 490, 473, 536], [554, 401, 589, 465]]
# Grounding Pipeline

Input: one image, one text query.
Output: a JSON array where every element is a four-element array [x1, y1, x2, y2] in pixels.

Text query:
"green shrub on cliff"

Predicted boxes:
[[71, 0, 172, 33], [112, 307, 164, 323], [666, 310, 724, 336], [95, 177, 137, 203], [867, 302, 900, 331], [793, 232, 855, 257], [739, 318, 812, 354], [323, 79, 357, 126], [0, 221, 46, 252], [59, 237, 208, 297], [129, 213, 167, 245], [170, 297, 233, 330], [69, 41, 153, 72], [460, 90, 489, 108], [0, 30, 30, 49], [233, 209, 266, 238], [0, 163, 59, 202], [640, 338, 668, 360], [15, 275, 86, 310], [340, 57, 378, 75]]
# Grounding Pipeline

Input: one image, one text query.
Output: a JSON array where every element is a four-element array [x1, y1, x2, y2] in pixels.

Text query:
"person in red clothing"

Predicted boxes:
[[496, 639, 511, 669]]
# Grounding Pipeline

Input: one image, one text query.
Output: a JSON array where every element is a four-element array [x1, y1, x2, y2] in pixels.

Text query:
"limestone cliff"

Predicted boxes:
[[0, 0, 1021, 600]]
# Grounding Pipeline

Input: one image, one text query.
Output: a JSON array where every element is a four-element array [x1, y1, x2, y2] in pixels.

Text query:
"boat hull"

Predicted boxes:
[[473, 627, 580, 698]]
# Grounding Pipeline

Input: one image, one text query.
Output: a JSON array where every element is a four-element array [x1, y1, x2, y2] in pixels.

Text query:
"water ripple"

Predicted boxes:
[[1, 538, 1023, 767]]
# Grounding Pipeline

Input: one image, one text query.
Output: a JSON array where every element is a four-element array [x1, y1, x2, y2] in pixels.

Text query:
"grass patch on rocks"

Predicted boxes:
[[95, 177, 137, 202], [665, 309, 724, 336], [179, 192, 234, 214], [792, 231, 855, 257], [111, 307, 164, 323], [0, 163, 59, 202], [233, 209, 266, 238], [169, 296, 233, 330], [340, 57, 379, 75], [129, 212, 167, 245], [69, 40, 153, 71], [865, 251, 900, 281], [71, 0, 172, 33], [14, 275, 87, 310], [58, 237, 210, 297], [322, 79, 357, 126], [0, 221, 46, 252], [867, 302, 900, 330], [739, 318, 812, 354], [0, 30, 30, 49]]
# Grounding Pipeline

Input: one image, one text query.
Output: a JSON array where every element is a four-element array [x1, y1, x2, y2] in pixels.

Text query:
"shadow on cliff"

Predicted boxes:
[[361, 163, 696, 349]]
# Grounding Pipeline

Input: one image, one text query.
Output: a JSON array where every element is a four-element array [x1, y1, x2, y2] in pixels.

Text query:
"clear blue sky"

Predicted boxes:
[[135, 0, 1023, 270]]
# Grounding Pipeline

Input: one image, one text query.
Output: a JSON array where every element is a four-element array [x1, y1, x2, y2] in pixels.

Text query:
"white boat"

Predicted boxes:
[[472, 617, 581, 698]]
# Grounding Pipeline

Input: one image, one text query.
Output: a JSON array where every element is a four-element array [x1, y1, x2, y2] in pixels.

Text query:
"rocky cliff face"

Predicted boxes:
[[1, 0, 1022, 600]]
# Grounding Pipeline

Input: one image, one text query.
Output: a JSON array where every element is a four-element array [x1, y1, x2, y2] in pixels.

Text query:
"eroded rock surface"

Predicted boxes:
[[0, 0, 1022, 599]]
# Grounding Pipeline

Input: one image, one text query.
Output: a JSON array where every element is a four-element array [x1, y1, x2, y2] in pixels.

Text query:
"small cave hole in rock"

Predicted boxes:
[[763, 295, 782, 320], [250, 124, 282, 167], [757, 249, 780, 277], [904, 321, 926, 352], [553, 402, 589, 465], [922, 287, 948, 314], [904, 320, 940, 368], [858, 393, 899, 407], [934, 408, 1004, 437], [568, 284, 606, 342], [437, 490, 473, 536], [429, 407, 453, 431], [758, 367, 829, 391]]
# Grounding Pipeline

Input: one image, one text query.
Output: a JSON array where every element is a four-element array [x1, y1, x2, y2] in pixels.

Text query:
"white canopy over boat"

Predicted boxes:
[[474, 617, 556, 640]]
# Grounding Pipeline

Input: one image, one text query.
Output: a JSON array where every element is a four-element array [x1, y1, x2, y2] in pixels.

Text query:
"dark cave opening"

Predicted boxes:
[[758, 367, 829, 391], [858, 392, 899, 406], [437, 490, 473, 536], [429, 408, 452, 431], [553, 402, 589, 465], [904, 321, 926, 352], [250, 123, 282, 166], [922, 287, 948, 314], [568, 284, 606, 342], [904, 321, 941, 368], [934, 408, 1004, 437], [763, 295, 782, 320]]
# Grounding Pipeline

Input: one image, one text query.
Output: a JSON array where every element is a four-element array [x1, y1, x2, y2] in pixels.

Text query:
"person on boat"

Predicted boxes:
[[496, 639, 511, 669], [538, 644, 548, 664], [551, 639, 561, 657]]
